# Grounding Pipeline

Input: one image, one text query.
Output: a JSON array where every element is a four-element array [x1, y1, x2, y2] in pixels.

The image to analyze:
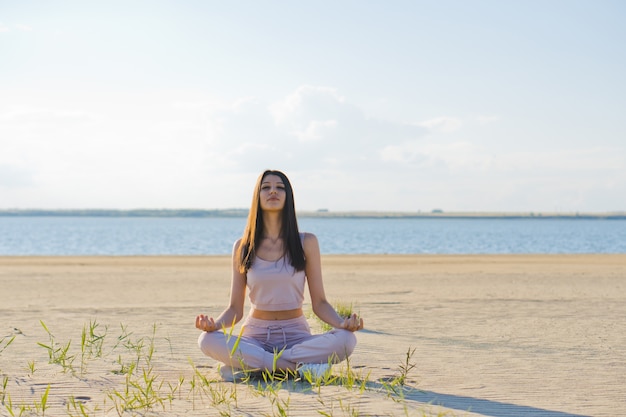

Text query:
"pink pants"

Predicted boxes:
[[197, 315, 357, 372]]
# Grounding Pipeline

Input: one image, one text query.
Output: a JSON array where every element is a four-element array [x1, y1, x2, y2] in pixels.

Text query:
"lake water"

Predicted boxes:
[[0, 216, 625, 255]]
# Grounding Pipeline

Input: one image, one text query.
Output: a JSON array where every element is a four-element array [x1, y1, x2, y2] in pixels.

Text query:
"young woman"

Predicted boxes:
[[195, 170, 363, 381]]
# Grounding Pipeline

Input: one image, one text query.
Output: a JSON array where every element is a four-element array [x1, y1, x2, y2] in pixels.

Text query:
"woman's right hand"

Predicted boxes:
[[195, 314, 217, 332], [339, 313, 364, 332]]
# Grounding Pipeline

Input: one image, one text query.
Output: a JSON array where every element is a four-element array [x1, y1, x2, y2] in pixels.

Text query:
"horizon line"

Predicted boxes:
[[0, 208, 625, 219]]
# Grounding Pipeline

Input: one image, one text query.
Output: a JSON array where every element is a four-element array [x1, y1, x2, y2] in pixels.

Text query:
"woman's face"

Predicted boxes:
[[259, 174, 286, 212]]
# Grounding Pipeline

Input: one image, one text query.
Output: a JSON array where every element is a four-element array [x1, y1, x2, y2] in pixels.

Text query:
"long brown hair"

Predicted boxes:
[[236, 170, 305, 273]]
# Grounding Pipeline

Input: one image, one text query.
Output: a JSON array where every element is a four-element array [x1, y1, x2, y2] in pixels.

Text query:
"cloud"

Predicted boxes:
[[204, 85, 427, 173], [491, 147, 625, 176], [292, 119, 338, 142], [4, 86, 620, 211], [418, 117, 462, 133], [270, 85, 346, 127], [379, 138, 626, 191]]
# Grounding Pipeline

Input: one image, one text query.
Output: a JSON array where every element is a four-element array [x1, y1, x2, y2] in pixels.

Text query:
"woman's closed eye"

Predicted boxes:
[[261, 185, 285, 191]]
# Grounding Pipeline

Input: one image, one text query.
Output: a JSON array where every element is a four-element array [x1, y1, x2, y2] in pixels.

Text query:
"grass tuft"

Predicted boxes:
[[4, 317, 459, 416]]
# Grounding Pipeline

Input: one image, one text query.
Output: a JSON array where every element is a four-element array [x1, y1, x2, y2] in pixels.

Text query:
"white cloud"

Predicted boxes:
[[292, 119, 338, 142], [203, 85, 426, 173], [270, 85, 345, 126], [1, 86, 623, 211], [376, 138, 625, 211], [418, 117, 462, 133], [382, 139, 625, 177]]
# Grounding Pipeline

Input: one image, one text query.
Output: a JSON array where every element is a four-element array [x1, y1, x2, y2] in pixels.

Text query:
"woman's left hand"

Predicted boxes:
[[340, 313, 364, 332]]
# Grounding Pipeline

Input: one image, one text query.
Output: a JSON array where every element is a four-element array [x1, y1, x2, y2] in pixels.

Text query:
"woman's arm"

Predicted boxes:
[[304, 233, 363, 332], [195, 240, 247, 332]]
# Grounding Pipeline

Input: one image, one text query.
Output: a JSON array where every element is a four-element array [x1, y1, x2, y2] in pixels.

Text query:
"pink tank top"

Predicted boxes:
[[246, 235, 306, 311]]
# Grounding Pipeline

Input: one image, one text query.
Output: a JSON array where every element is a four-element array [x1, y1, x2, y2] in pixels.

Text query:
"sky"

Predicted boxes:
[[1, 1, 625, 213]]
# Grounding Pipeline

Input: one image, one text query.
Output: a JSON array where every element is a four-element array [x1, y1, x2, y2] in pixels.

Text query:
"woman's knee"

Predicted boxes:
[[198, 331, 224, 356], [333, 329, 357, 358]]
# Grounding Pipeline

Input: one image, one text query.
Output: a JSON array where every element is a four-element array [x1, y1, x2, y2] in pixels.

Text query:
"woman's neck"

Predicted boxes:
[[262, 211, 282, 240]]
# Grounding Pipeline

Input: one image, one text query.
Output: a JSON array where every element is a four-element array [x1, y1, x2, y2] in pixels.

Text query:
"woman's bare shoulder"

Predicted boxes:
[[232, 238, 244, 253], [301, 231, 318, 241], [302, 232, 320, 251]]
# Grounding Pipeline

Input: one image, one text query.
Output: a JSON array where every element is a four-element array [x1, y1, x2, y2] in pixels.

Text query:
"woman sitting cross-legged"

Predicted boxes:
[[195, 169, 364, 381]]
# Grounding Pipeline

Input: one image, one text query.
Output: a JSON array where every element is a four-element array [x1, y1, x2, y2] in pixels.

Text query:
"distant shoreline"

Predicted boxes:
[[0, 208, 625, 219]]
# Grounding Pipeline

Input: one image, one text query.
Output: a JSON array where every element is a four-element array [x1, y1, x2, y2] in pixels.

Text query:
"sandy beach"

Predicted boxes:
[[1, 255, 624, 416]]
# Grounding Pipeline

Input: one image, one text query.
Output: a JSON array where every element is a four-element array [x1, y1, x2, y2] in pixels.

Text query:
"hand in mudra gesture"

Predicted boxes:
[[195, 314, 218, 332], [340, 313, 364, 332]]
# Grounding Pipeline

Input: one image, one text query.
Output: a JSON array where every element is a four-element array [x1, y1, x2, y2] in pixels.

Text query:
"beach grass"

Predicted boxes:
[[308, 301, 357, 333], [0, 318, 452, 417]]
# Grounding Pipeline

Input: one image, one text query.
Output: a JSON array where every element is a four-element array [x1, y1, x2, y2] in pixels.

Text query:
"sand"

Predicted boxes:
[[1, 255, 625, 416]]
